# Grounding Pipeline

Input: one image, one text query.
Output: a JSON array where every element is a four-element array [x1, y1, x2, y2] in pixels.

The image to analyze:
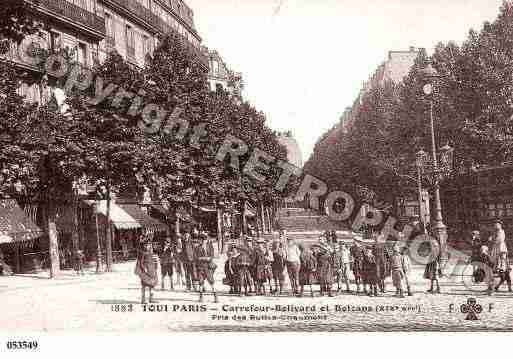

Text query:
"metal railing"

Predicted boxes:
[[39, 0, 106, 36], [109, 0, 208, 69]]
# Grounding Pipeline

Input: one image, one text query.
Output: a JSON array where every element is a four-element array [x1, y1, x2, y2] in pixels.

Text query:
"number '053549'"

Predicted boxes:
[[6, 341, 39, 350]]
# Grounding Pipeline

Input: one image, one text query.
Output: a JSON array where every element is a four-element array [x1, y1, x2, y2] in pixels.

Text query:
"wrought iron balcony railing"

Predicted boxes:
[[108, 0, 208, 69], [38, 0, 106, 38]]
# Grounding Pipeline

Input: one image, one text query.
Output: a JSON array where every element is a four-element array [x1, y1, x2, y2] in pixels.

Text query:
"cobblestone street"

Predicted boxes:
[[2, 257, 513, 332]]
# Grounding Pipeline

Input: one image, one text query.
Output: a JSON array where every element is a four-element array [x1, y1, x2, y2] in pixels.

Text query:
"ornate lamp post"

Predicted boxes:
[[416, 149, 428, 234], [421, 62, 451, 263]]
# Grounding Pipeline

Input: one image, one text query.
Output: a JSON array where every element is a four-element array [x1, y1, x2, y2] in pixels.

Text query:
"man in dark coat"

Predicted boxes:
[[236, 245, 254, 296], [135, 241, 158, 304], [372, 234, 391, 293], [160, 237, 176, 291], [224, 245, 239, 294], [299, 244, 317, 297], [181, 233, 196, 291], [271, 241, 286, 295], [194, 235, 218, 303], [350, 242, 365, 293], [315, 239, 334, 297]]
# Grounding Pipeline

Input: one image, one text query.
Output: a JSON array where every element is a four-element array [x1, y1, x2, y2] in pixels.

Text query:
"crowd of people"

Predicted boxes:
[[133, 218, 512, 303], [223, 231, 413, 298]]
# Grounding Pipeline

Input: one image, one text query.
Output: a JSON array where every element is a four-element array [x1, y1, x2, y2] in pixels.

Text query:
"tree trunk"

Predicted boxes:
[[71, 192, 79, 262], [105, 185, 113, 272], [94, 202, 102, 273], [216, 203, 223, 253], [241, 200, 247, 238], [47, 200, 60, 278]]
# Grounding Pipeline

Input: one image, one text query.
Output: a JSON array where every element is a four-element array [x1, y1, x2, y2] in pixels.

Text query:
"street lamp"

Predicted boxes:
[[421, 62, 449, 264], [416, 149, 428, 234]]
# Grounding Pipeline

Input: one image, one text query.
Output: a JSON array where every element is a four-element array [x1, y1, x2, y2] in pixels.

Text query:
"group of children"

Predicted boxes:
[[223, 233, 414, 298]]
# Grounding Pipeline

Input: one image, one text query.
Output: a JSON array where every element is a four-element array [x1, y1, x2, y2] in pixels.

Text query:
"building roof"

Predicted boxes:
[[0, 199, 43, 243]]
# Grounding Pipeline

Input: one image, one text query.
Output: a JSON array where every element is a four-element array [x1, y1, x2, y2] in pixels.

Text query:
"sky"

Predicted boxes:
[[186, 0, 504, 161]]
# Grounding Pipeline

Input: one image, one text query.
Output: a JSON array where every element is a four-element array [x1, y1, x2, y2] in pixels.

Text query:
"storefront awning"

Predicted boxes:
[[0, 199, 43, 243], [84, 200, 141, 230], [118, 204, 168, 233]]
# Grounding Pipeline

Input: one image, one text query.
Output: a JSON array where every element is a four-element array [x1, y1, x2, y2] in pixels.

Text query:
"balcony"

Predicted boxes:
[[108, 0, 160, 27], [106, 0, 207, 70], [36, 0, 106, 39]]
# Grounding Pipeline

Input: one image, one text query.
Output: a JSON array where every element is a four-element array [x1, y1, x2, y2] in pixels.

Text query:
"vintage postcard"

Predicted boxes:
[[1, 0, 513, 343]]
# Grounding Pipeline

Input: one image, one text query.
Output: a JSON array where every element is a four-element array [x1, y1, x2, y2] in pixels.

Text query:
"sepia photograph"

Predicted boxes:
[[1, 0, 513, 344]]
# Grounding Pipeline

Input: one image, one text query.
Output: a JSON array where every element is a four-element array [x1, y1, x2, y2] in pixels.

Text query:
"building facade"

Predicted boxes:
[[205, 48, 244, 99], [2, 0, 208, 104]]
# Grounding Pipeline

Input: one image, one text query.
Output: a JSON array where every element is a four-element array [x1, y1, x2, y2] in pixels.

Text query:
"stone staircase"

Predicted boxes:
[[270, 207, 357, 246]]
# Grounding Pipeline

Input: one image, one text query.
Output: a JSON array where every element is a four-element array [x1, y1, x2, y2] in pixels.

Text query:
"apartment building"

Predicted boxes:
[[2, 0, 208, 104], [206, 48, 244, 99]]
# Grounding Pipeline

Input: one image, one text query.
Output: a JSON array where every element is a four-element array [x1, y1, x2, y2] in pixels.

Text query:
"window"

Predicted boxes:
[[105, 13, 115, 47], [50, 31, 61, 53], [142, 35, 151, 56], [212, 60, 219, 76], [77, 42, 87, 66], [126, 25, 135, 58]]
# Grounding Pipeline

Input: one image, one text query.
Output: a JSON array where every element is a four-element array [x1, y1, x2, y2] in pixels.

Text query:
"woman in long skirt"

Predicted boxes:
[[135, 241, 158, 304]]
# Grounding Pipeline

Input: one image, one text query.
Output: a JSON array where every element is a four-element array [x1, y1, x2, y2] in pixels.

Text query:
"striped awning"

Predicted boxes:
[[117, 204, 167, 233], [84, 200, 141, 230], [0, 199, 43, 243]]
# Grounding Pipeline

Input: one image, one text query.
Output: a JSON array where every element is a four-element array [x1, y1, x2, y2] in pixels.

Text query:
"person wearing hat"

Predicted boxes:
[[236, 243, 254, 296], [490, 219, 508, 267], [254, 238, 273, 295], [271, 240, 286, 295], [372, 233, 391, 294], [284, 236, 301, 295], [181, 233, 196, 291], [424, 240, 441, 294], [224, 245, 240, 294], [495, 251, 512, 292], [315, 239, 334, 297], [362, 247, 379, 297], [390, 244, 407, 298], [135, 241, 159, 304], [160, 237, 176, 291], [469, 230, 483, 282], [479, 245, 495, 296], [299, 243, 317, 297], [350, 241, 365, 294], [194, 235, 218, 303], [173, 234, 185, 288]]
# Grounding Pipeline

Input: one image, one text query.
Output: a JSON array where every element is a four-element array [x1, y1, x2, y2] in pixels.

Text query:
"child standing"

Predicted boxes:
[[390, 245, 406, 298], [495, 252, 512, 292]]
